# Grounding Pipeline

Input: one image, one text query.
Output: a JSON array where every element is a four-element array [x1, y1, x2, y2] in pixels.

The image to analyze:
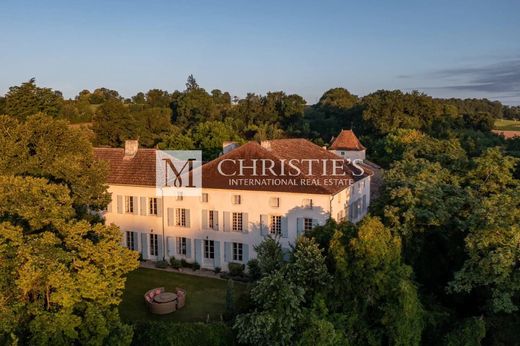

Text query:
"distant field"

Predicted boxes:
[[494, 119, 520, 131]]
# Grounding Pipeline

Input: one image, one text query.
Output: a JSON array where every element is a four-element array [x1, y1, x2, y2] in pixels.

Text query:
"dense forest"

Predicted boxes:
[[1, 76, 519, 161], [0, 77, 519, 345]]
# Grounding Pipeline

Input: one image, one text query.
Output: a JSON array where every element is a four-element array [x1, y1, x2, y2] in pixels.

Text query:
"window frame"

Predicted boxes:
[[232, 242, 243, 262], [176, 237, 187, 255], [125, 196, 134, 213], [204, 239, 215, 259], [302, 198, 313, 209], [209, 210, 217, 230], [150, 234, 159, 257], [149, 197, 158, 215], [175, 208, 187, 227], [232, 212, 243, 232], [270, 215, 282, 235], [126, 231, 137, 250], [303, 218, 313, 232]]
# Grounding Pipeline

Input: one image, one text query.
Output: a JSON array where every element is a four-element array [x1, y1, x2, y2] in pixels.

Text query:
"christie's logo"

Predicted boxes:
[[156, 150, 202, 196], [217, 158, 365, 177]]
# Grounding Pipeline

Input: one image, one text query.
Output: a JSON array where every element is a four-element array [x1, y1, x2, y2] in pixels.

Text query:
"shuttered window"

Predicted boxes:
[[232, 212, 243, 232], [232, 242, 243, 261], [270, 215, 282, 235], [304, 218, 313, 232], [209, 210, 217, 230], [176, 237, 187, 255], [125, 196, 134, 213], [176, 208, 187, 227], [204, 240, 215, 259], [149, 198, 158, 215], [126, 231, 137, 250]]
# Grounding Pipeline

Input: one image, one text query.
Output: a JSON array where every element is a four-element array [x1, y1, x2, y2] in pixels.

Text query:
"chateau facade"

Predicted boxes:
[[95, 133, 372, 270]]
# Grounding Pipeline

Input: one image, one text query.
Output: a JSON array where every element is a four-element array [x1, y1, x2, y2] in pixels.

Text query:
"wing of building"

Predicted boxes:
[[94, 134, 372, 270]]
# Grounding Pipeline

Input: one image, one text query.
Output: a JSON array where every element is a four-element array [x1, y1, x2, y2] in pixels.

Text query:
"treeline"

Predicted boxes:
[[0, 76, 517, 160]]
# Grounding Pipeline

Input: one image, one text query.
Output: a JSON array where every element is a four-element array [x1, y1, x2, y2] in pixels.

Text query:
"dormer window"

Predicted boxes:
[[302, 198, 313, 209]]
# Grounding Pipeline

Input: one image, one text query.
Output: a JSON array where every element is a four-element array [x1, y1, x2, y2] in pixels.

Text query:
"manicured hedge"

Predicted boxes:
[[131, 321, 235, 346]]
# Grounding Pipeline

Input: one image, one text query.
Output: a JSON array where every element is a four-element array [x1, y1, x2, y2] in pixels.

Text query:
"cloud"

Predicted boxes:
[[428, 58, 520, 95]]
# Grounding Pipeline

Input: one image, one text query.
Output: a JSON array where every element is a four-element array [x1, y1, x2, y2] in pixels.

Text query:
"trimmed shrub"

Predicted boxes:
[[247, 259, 262, 281], [132, 321, 234, 346], [193, 262, 201, 271], [155, 260, 168, 269], [223, 279, 235, 321], [180, 259, 191, 268], [170, 258, 182, 269], [214, 266, 221, 274], [228, 262, 245, 277]]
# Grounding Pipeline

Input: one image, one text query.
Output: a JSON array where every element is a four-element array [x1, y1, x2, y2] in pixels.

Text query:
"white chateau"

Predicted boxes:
[[94, 131, 372, 271]]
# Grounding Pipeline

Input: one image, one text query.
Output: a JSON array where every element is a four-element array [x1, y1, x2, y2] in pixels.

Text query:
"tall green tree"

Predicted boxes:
[[4, 79, 63, 120], [0, 114, 109, 213], [0, 176, 138, 345], [92, 99, 137, 147], [449, 148, 520, 313], [0, 115, 138, 345], [328, 217, 424, 345]]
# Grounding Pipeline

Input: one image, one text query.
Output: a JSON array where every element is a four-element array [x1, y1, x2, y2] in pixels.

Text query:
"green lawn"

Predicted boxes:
[[119, 268, 248, 323], [494, 119, 520, 131]]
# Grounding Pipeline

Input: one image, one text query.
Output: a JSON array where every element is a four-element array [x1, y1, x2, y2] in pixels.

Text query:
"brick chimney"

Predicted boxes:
[[124, 140, 139, 159], [260, 140, 271, 150]]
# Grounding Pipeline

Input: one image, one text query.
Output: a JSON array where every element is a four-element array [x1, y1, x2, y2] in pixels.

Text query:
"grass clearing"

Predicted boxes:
[[494, 119, 520, 131], [119, 268, 248, 323]]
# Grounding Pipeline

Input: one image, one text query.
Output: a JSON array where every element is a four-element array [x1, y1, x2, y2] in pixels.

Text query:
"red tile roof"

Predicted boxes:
[[492, 130, 520, 139], [202, 139, 370, 194], [94, 148, 157, 186], [329, 130, 366, 150], [94, 139, 372, 194]]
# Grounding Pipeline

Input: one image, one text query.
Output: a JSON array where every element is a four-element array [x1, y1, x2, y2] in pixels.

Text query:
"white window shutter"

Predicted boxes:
[[224, 242, 231, 262], [140, 197, 146, 216], [223, 212, 231, 232], [214, 211, 219, 231], [156, 198, 162, 217], [166, 236, 175, 257], [141, 233, 148, 259], [243, 244, 249, 263], [214, 241, 221, 268], [185, 209, 191, 228], [167, 208, 174, 226], [242, 213, 248, 233], [260, 214, 268, 236], [201, 209, 208, 229], [186, 238, 192, 258], [281, 216, 288, 238], [296, 217, 304, 236], [132, 196, 138, 214], [116, 195, 123, 214]]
